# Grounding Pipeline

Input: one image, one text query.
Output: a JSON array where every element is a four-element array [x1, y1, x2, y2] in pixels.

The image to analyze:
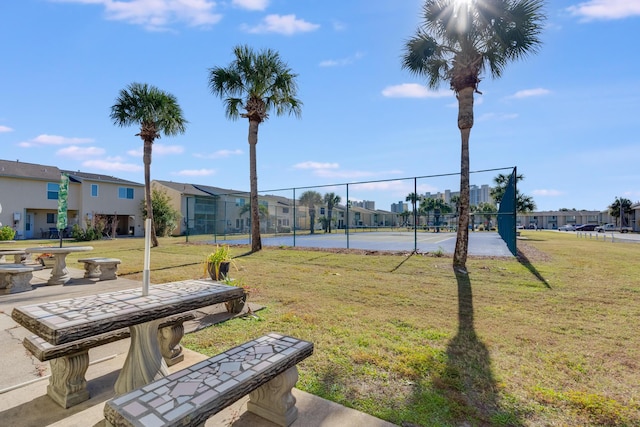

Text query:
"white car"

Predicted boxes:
[[558, 225, 575, 231]]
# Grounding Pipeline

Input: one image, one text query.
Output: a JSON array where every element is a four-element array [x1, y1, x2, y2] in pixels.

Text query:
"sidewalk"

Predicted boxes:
[[0, 267, 397, 427]]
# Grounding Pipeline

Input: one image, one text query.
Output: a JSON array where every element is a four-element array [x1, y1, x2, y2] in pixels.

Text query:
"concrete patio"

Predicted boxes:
[[0, 267, 397, 427]]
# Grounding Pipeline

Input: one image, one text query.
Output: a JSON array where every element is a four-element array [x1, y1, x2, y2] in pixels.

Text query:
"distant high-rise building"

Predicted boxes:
[[352, 200, 375, 210], [391, 201, 408, 213]]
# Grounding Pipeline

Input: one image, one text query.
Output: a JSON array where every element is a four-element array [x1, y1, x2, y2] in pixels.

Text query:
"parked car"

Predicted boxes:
[[516, 225, 525, 230], [595, 223, 632, 233], [575, 224, 597, 231], [558, 225, 576, 231]]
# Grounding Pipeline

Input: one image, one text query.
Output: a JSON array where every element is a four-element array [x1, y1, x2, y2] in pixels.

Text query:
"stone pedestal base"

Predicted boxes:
[[247, 366, 299, 427], [114, 319, 169, 395], [47, 352, 90, 408], [0, 271, 34, 294]]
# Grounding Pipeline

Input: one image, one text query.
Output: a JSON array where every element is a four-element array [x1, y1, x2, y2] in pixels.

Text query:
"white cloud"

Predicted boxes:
[[477, 112, 519, 122], [82, 158, 143, 172], [18, 134, 93, 147], [232, 0, 268, 11], [127, 144, 184, 157], [173, 168, 215, 176], [508, 88, 551, 99], [567, 0, 640, 21], [319, 52, 364, 67], [243, 14, 320, 35], [52, 0, 222, 31], [154, 144, 184, 155], [56, 146, 106, 159], [532, 189, 565, 197], [293, 161, 339, 170], [0, 125, 13, 133], [332, 20, 346, 31], [194, 149, 243, 159], [382, 84, 451, 99]]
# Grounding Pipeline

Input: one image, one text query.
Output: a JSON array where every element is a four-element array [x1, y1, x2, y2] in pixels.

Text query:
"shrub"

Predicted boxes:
[[0, 225, 16, 240], [71, 224, 102, 242]]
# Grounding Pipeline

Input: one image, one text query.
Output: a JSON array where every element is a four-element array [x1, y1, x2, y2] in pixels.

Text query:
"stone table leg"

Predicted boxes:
[[114, 318, 169, 396], [48, 253, 71, 285]]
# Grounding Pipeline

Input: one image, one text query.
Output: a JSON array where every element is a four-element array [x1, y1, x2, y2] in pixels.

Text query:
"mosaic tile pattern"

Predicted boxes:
[[12, 280, 243, 344], [104, 333, 314, 427]]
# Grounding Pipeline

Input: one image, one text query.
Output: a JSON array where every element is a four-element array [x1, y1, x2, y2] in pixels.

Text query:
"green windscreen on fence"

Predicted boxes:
[[497, 169, 517, 256]]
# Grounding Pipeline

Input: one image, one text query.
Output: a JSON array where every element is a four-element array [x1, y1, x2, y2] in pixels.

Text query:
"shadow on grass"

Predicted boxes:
[[430, 270, 522, 426], [516, 249, 551, 289]]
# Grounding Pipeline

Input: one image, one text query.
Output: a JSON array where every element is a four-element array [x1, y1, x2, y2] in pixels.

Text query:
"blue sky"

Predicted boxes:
[[1, 0, 639, 212]]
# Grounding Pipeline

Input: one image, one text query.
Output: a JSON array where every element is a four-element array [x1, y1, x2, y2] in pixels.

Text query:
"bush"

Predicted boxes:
[[0, 225, 16, 240], [71, 224, 102, 242]]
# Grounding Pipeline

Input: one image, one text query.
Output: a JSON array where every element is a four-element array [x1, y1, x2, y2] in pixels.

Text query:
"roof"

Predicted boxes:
[[0, 159, 62, 181], [153, 180, 215, 197], [62, 170, 143, 187]]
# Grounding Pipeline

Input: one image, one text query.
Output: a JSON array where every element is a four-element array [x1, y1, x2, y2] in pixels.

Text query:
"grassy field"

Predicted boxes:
[[14, 231, 639, 426]]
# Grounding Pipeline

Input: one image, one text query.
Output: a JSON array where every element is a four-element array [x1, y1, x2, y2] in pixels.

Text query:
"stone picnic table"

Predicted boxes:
[[24, 246, 93, 285], [11, 279, 244, 396]]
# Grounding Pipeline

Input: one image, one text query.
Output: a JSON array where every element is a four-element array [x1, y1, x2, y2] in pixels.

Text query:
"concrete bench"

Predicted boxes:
[[0, 263, 43, 294], [23, 312, 195, 408], [77, 257, 121, 280], [0, 249, 29, 264], [104, 333, 314, 427]]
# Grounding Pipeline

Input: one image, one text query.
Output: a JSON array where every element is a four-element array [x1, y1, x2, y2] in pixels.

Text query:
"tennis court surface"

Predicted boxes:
[[225, 231, 513, 257]]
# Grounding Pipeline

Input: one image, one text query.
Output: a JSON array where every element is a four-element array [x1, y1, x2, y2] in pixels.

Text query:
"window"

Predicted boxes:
[[47, 183, 59, 200], [235, 198, 245, 207], [320, 207, 325, 215], [118, 187, 134, 199], [91, 184, 98, 197], [47, 213, 55, 224], [282, 207, 289, 214]]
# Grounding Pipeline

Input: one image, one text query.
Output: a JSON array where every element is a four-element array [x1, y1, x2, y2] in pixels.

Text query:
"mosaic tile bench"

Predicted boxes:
[[23, 311, 195, 409], [104, 333, 314, 427], [77, 257, 122, 280]]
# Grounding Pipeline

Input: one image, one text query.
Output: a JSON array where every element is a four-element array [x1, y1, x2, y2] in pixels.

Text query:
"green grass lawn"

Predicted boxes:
[[15, 231, 639, 426]]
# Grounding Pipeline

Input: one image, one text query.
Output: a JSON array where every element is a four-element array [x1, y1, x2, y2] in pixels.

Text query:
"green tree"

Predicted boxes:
[[323, 192, 341, 233], [209, 45, 302, 252], [402, 0, 545, 272], [406, 192, 421, 228], [491, 173, 537, 213], [110, 82, 187, 247], [419, 197, 436, 228], [141, 188, 182, 237], [299, 190, 323, 234], [238, 203, 269, 230], [477, 202, 497, 229], [608, 197, 632, 227], [399, 210, 411, 227]]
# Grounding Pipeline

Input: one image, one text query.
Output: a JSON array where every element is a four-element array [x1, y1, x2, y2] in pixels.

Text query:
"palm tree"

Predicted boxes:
[[110, 83, 187, 247], [406, 192, 421, 228], [402, 0, 545, 272], [432, 198, 452, 232], [209, 45, 302, 252], [491, 173, 537, 213], [323, 192, 341, 233], [609, 197, 632, 227], [299, 191, 323, 234], [419, 197, 436, 228]]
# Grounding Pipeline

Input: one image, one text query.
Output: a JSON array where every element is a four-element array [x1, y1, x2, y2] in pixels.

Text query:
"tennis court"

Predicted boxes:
[[225, 231, 513, 257]]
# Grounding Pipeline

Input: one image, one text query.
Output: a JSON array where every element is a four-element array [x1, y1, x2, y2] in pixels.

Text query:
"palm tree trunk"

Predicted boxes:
[[143, 139, 159, 247], [453, 87, 474, 272], [248, 120, 262, 252]]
